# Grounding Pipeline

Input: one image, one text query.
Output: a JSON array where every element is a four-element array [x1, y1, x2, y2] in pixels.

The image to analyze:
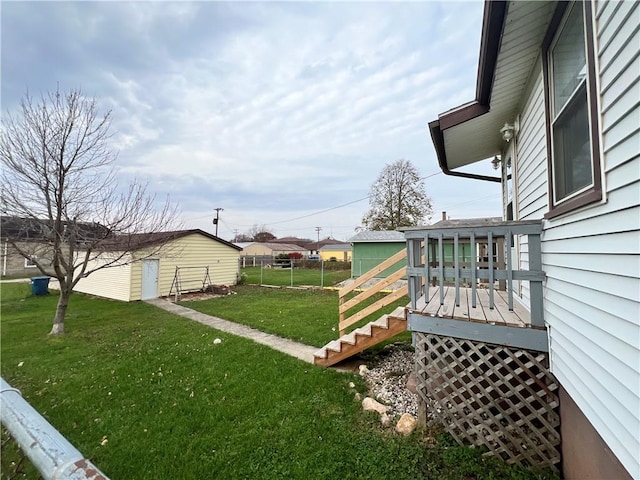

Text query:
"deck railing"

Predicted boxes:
[[338, 249, 408, 335], [403, 219, 544, 327]]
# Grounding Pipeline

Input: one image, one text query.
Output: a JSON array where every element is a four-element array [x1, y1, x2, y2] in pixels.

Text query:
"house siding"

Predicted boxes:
[[73, 254, 133, 302], [512, 63, 548, 309], [74, 232, 241, 302], [540, 1, 639, 477], [508, 1, 639, 477], [319, 248, 352, 262], [150, 233, 240, 300]]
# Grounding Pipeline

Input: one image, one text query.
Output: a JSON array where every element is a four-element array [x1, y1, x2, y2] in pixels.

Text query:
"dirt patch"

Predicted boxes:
[[162, 291, 235, 302]]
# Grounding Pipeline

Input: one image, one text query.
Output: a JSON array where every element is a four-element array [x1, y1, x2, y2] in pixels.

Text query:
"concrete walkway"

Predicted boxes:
[[145, 298, 318, 364]]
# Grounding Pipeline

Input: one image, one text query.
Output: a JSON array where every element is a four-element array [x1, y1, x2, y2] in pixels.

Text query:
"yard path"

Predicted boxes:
[[145, 298, 318, 364]]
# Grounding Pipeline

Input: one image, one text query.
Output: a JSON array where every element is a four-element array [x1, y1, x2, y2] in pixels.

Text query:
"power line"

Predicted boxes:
[[183, 170, 444, 227]]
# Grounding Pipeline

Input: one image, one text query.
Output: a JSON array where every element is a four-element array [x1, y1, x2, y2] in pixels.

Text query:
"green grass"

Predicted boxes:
[[241, 266, 351, 287], [1, 284, 559, 480], [181, 285, 412, 348]]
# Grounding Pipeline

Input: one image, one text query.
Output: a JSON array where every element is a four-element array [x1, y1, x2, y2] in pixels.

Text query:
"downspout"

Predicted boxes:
[[2, 239, 7, 276]]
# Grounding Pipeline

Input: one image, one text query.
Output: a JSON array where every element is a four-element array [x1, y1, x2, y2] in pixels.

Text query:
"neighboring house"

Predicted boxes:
[[423, 1, 639, 478], [74, 229, 241, 301], [0, 215, 107, 277], [349, 231, 406, 277], [1, 238, 50, 277], [269, 236, 313, 250], [239, 242, 308, 258], [318, 243, 352, 262], [307, 238, 349, 256]]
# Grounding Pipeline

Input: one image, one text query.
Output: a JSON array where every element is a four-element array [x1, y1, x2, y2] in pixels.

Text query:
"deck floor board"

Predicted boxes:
[[412, 285, 533, 327]]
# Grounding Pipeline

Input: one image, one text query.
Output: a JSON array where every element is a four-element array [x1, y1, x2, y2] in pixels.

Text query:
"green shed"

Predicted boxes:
[[349, 231, 406, 278]]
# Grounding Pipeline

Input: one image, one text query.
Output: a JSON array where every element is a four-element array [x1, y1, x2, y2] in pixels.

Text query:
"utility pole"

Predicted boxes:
[[315, 226, 322, 243], [213, 208, 224, 236]]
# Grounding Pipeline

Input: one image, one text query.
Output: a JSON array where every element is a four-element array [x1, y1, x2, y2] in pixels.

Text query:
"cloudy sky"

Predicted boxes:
[[1, 0, 501, 242]]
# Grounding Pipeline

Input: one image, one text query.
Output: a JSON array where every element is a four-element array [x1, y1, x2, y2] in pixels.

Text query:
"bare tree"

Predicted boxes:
[[246, 224, 275, 242], [1, 88, 180, 334], [361, 159, 432, 230]]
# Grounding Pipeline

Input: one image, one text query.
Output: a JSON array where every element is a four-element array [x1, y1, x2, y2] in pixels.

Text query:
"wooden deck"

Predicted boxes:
[[412, 285, 543, 330]]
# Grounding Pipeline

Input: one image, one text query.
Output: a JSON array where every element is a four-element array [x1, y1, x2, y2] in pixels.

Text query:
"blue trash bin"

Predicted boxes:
[[30, 276, 50, 296]]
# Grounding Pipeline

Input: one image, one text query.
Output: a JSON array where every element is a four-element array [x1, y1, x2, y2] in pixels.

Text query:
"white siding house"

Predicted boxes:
[[74, 229, 241, 301], [427, 1, 639, 478]]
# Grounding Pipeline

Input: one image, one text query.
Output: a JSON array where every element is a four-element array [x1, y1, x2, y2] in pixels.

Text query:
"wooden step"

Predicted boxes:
[[313, 314, 408, 367]]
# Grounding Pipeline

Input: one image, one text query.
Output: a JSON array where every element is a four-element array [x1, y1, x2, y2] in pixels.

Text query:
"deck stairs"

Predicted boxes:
[[313, 305, 408, 367]]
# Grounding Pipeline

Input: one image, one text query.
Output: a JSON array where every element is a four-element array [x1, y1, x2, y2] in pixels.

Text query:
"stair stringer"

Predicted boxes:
[[313, 309, 407, 367]]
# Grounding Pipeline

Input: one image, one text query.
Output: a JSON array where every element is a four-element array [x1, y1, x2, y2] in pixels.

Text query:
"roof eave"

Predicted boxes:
[[429, 0, 508, 179]]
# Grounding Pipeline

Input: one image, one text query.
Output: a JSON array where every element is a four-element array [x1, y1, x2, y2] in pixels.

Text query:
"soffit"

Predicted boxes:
[[443, 1, 556, 169]]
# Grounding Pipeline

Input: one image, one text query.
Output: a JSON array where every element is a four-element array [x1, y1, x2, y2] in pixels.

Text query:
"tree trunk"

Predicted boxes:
[[50, 288, 70, 335]]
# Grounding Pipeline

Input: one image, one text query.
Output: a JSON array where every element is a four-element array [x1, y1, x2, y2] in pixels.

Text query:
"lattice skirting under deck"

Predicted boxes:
[[415, 332, 561, 471]]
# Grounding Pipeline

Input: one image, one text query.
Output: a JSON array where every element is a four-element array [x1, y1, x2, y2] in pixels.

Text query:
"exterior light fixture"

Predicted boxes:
[[500, 123, 515, 142], [491, 155, 501, 170]]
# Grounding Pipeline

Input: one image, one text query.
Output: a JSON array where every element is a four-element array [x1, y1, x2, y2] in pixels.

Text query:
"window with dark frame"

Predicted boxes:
[[543, 1, 602, 219]]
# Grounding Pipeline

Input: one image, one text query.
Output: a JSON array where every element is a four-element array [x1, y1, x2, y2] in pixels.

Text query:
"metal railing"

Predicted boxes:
[[0, 377, 109, 480], [403, 219, 545, 327]]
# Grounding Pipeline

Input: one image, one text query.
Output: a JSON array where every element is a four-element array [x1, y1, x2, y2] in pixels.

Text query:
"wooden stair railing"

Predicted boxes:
[[338, 249, 408, 335]]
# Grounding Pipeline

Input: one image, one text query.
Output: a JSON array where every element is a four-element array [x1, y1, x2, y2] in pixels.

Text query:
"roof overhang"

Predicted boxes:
[[430, 1, 557, 176]]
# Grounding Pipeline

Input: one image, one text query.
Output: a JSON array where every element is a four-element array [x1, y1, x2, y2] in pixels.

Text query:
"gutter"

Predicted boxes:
[[429, 119, 501, 183]]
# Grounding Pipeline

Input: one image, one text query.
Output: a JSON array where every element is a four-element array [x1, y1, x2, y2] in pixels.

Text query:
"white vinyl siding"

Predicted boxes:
[[517, 70, 548, 221], [542, 1, 640, 477], [512, 64, 548, 309], [73, 254, 133, 302]]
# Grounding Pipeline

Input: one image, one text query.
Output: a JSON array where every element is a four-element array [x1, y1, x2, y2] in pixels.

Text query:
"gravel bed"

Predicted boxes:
[[360, 345, 418, 418]]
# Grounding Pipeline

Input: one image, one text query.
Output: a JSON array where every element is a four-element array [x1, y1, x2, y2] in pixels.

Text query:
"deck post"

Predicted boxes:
[[424, 234, 430, 303], [488, 232, 494, 309], [454, 233, 460, 307], [471, 232, 477, 308], [438, 234, 444, 305], [506, 230, 513, 310], [529, 233, 544, 327]]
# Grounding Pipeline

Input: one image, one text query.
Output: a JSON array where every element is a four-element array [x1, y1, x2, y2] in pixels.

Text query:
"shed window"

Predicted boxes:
[[543, 1, 602, 218]]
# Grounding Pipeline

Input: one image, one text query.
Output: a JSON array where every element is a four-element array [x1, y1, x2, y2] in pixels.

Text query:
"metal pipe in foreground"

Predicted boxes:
[[0, 377, 109, 480]]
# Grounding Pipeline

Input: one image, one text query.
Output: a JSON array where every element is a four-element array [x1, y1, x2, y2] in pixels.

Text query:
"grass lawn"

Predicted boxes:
[[1, 284, 559, 480], [181, 285, 412, 348], [241, 266, 351, 287]]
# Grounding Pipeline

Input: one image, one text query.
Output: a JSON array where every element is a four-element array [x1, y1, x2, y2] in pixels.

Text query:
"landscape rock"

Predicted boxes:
[[395, 413, 418, 436], [362, 397, 388, 415], [354, 392, 362, 402], [213, 338, 222, 345], [380, 413, 392, 427], [358, 364, 369, 376], [360, 348, 419, 418], [348, 382, 355, 389]]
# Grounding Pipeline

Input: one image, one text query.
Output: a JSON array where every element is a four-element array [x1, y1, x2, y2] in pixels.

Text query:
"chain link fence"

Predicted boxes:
[[239, 259, 352, 288]]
